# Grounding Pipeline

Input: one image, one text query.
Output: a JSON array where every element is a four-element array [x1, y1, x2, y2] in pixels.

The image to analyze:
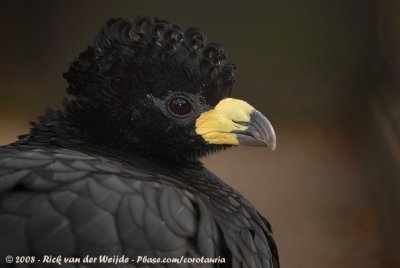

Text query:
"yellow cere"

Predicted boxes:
[[195, 98, 254, 145], [200, 132, 239, 145]]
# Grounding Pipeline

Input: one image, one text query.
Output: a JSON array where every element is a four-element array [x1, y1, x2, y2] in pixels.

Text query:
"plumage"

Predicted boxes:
[[0, 16, 279, 268]]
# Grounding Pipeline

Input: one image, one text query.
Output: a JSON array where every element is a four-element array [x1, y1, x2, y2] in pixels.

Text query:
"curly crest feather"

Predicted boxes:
[[63, 16, 237, 105]]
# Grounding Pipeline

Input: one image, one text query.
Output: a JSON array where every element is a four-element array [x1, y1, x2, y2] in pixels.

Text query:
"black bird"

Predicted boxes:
[[0, 16, 278, 268]]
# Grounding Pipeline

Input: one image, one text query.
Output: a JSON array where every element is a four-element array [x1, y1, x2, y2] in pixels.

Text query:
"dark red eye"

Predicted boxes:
[[168, 97, 192, 116]]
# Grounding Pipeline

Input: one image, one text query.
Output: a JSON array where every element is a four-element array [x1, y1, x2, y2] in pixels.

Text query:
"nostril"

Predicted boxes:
[[232, 120, 250, 126]]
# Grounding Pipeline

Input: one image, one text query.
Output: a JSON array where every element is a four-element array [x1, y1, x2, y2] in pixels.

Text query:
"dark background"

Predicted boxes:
[[1, 1, 399, 267]]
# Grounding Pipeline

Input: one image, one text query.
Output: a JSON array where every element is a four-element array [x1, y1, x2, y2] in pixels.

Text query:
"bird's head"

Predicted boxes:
[[63, 16, 276, 163]]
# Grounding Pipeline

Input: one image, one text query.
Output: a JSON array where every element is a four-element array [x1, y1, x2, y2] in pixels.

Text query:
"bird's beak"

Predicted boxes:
[[195, 98, 276, 150]]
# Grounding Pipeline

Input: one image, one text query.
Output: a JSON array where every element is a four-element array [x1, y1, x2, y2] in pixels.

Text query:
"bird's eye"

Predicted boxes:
[[168, 97, 192, 116]]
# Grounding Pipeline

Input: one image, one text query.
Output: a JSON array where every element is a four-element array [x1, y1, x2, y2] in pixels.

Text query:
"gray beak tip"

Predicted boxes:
[[235, 109, 277, 150]]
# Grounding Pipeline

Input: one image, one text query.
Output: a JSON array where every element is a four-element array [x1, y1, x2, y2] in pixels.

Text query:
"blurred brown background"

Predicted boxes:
[[1, 1, 399, 267]]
